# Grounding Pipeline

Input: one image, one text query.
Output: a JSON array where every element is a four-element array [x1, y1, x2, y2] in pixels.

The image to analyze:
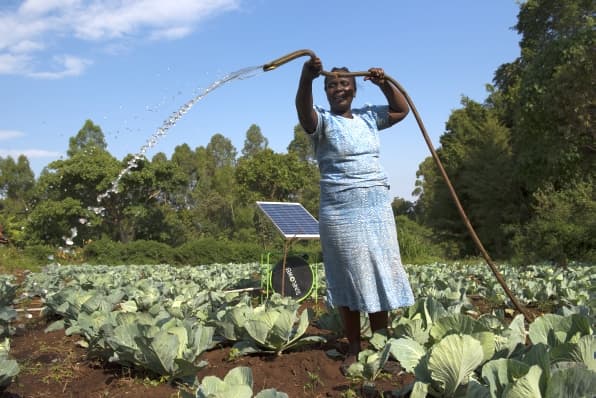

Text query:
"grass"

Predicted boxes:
[[0, 246, 44, 273]]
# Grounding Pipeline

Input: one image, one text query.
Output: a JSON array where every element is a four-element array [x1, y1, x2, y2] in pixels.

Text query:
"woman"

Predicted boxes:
[[295, 56, 415, 372]]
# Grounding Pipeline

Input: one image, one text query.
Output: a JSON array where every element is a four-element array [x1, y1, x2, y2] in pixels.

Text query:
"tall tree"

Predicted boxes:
[[415, 0, 594, 262], [111, 152, 189, 245], [27, 148, 119, 246], [67, 119, 108, 157], [206, 133, 237, 169], [415, 98, 517, 258], [0, 155, 35, 206], [510, 0, 594, 193], [235, 148, 312, 204], [287, 124, 315, 162], [193, 134, 239, 237], [0, 155, 35, 245], [241, 124, 268, 158]]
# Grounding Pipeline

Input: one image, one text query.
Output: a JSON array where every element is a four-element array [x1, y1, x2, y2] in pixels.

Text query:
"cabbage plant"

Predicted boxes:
[[0, 276, 17, 338], [0, 337, 19, 391], [188, 366, 288, 398], [388, 310, 595, 397], [243, 306, 326, 355], [216, 301, 253, 342], [343, 344, 392, 382], [481, 351, 596, 398], [105, 312, 215, 382]]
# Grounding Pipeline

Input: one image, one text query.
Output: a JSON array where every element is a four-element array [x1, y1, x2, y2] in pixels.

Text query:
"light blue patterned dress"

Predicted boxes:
[[311, 104, 415, 313]]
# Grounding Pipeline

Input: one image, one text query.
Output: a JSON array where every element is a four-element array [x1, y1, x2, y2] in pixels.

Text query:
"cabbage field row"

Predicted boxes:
[[1, 262, 595, 397]]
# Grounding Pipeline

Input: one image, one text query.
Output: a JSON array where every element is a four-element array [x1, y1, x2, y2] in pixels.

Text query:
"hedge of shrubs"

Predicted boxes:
[[82, 237, 321, 266]]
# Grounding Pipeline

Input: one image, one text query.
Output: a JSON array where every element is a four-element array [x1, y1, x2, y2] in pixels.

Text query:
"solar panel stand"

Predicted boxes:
[[256, 201, 320, 300], [280, 236, 299, 297]]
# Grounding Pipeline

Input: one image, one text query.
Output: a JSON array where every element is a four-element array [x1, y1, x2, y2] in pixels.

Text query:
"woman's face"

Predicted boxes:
[[325, 76, 355, 115]]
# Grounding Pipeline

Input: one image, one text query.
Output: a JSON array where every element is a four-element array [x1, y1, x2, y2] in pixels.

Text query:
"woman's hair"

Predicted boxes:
[[324, 67, 356, 91]]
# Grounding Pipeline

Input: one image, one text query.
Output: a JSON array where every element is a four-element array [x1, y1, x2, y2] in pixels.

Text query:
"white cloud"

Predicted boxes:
[[0, 53, 32, 74], [0, 149, 62, 159], [0, 129, 61, 159], [10, 39, 44, 53], [19, 0, 82, 16], [28, 55, 92, 79], [0, 130, 25, 140], [0, 0, 241, 78], [150, 26, 193, 40]]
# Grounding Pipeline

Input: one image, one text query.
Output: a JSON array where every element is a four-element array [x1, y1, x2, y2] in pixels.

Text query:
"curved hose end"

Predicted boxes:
[[262, 63, 278, 72], [262, 49, 317, 72]]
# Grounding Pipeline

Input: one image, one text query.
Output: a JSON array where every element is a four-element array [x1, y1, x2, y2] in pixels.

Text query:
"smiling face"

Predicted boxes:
[[324, 68, 356, 116]]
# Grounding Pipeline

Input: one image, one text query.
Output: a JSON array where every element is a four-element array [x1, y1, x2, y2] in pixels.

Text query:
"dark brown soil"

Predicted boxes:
[[2, 299, 415, 398]]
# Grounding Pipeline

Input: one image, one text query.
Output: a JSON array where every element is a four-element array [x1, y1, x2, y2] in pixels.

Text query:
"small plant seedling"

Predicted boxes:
[[303, 369, 324, 395]]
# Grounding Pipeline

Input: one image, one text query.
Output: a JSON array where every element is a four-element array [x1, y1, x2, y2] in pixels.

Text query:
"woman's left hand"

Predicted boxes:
[[364, 68, 386, 85]]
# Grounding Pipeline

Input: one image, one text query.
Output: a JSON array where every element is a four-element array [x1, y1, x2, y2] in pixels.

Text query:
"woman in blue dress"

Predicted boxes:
[[295, 56, 415, 371]]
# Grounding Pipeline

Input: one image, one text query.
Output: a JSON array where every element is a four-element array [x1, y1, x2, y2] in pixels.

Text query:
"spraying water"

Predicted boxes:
[[90, 65, 264, 215]]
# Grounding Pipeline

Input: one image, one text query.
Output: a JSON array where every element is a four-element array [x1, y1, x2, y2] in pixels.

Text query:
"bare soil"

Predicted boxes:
[[2, 299, 415, 398]]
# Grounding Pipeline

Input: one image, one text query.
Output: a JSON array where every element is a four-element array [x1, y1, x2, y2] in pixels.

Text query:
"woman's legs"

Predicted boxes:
[[339, 309, 388, 353], [369, 310, 388, 332], [338, 306, 361, 355], [338, 308, 390, 375]]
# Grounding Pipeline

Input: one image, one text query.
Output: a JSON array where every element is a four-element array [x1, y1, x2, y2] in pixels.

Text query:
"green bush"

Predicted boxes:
[[512, 181, 595, 267], [82, 237, 318, 266], [0, 245, 50, 272], [396, 215, 446, 264], [22, 245, 54, 269], [83, 238, 118, 264], [121, 240, 175, 264], [84, 238, 174, 264], [175, 238, 262, 265]]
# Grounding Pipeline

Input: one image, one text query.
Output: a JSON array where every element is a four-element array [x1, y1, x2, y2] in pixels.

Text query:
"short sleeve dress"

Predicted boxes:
[[311, 104, 415, 313]]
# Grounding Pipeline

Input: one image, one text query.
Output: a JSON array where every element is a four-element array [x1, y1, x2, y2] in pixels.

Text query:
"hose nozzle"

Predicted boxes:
[[262, 49, 316, 72]]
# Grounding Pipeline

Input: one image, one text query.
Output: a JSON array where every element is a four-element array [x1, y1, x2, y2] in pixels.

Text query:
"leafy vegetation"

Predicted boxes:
[[0, 275, 19, 390], [186, 366, 289, 398], [2, 260, 594, 394]]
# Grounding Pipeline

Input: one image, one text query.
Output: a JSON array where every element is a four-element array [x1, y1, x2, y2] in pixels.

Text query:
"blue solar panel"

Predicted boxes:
[[256, 201, 320, 239]]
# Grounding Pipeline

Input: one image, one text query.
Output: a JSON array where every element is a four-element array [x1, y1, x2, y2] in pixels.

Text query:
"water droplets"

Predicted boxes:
[[62, 227, 78, 246], [94, 65, 264, 204], [89, 206, 106, 216]]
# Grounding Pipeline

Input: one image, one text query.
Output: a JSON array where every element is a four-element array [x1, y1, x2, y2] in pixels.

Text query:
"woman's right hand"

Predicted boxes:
[[303, 56, 322, 80]]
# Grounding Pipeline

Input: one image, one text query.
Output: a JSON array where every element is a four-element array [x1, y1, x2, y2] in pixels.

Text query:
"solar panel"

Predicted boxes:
[[256, 201, 320, 239]]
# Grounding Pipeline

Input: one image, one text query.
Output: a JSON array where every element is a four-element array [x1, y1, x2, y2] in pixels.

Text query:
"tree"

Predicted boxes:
[[186, 134, 241, 238], [510, 0, 594, 193], [391, 197, 416, 219], [414, 98, 518, 258], [287, 124, 315, 162], [206, 133, 237, 169], [0, 155, 35, 207], [414, 0, 594, 261], [110, 153, 189, 245], [27, 147, 120, 245], [0, 155, 35, 245], [241, 124, 268, 158], [67, 119, 108, 157], [235, 149, 312, 203]]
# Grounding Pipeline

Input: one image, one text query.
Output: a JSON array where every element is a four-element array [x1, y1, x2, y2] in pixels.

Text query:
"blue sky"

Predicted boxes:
[[0, 1, 521, 201]]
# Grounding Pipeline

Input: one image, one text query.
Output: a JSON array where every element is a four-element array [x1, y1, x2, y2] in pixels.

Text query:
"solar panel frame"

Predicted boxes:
[[256, 201, 320, 240]]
